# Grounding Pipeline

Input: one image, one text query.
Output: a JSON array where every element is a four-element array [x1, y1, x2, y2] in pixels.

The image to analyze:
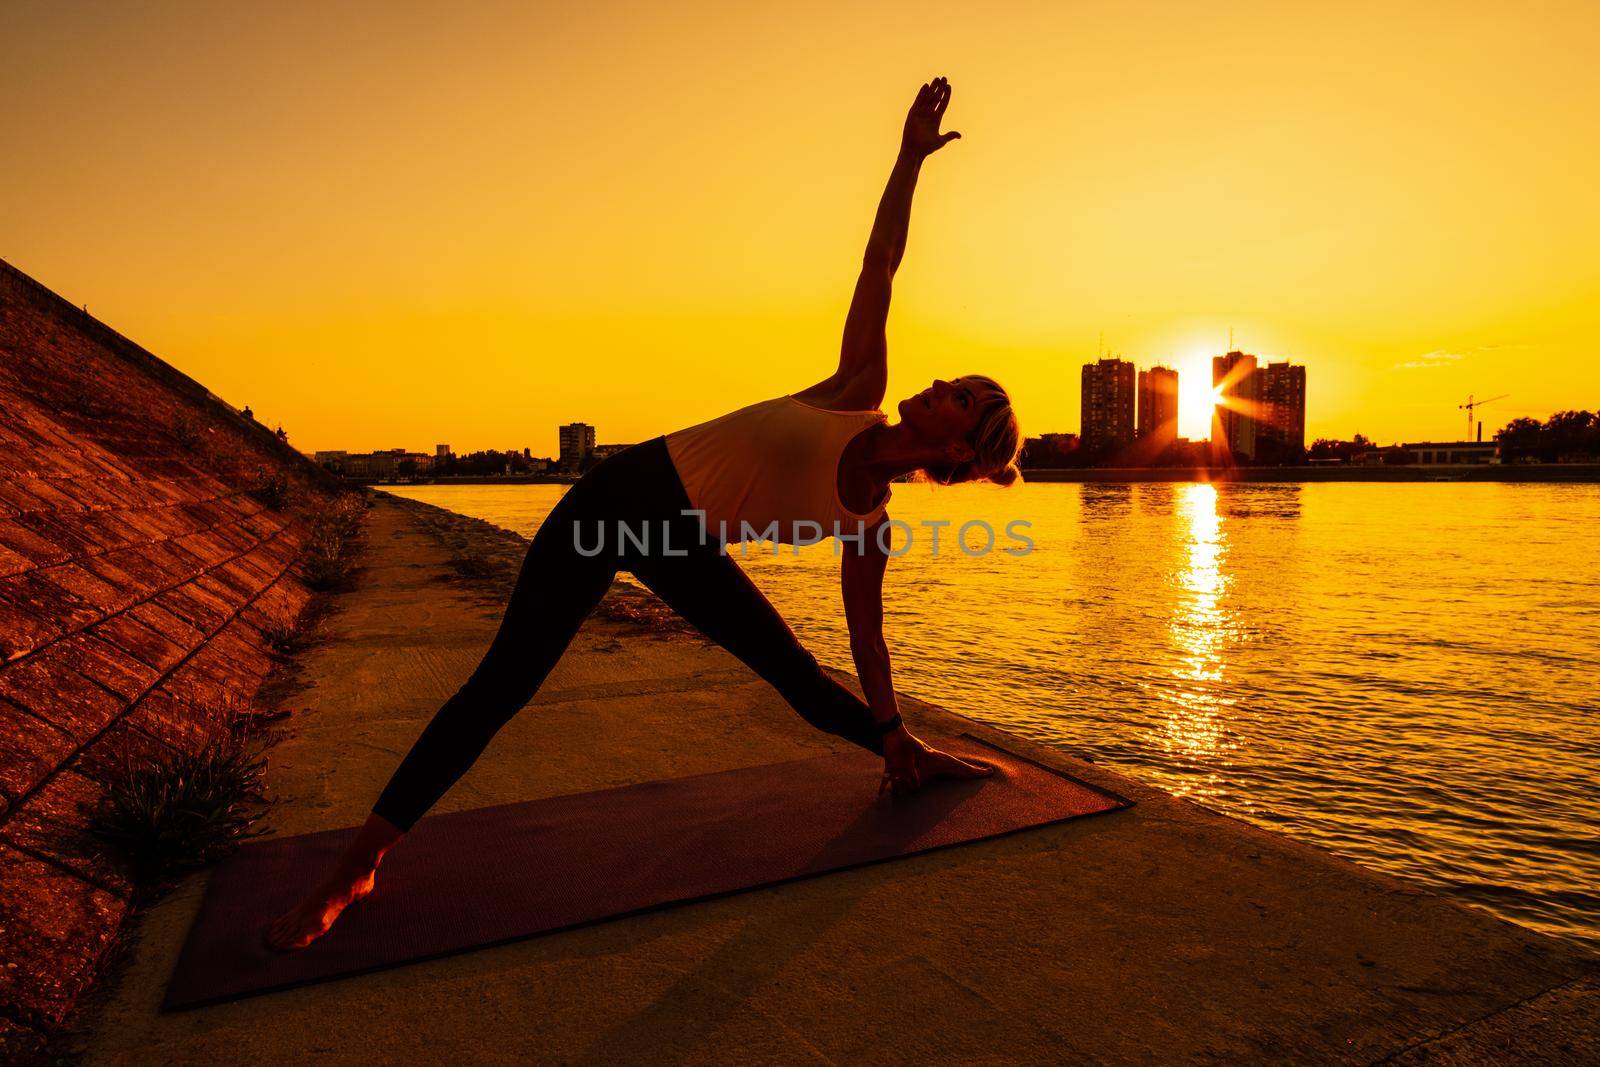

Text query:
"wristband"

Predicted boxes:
[[874, 712, 903, 735]]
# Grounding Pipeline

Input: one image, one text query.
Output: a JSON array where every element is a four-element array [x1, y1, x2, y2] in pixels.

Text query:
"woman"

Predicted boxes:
[[268, 75, 1022, 951]]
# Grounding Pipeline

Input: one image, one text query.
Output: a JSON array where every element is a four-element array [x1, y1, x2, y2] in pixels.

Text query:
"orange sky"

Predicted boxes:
[[3, 1, 1596, 453]]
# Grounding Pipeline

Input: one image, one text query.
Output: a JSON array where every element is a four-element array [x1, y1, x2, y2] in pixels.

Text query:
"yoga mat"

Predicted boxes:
[[163, 732, 1130, 1010]]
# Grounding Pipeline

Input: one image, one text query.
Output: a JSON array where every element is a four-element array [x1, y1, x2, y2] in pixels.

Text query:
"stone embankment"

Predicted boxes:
[[0, 260, 348, 1058]]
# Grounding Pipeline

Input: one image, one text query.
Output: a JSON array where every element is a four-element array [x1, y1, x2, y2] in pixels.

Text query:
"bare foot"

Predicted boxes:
[[913, 745, 995, 785], [264, 867, 378, 951]]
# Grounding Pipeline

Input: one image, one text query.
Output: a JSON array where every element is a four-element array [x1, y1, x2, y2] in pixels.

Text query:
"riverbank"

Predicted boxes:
[[61, 494, 1598, 1063], [348, 474, 578, 487], [1022, 463, 1600, 482]]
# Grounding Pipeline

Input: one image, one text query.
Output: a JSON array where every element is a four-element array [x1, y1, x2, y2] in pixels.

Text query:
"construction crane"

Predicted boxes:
[[1458, 393, 1508, 442]]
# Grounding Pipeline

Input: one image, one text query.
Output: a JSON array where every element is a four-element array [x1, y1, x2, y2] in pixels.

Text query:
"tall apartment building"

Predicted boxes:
[[1137, 365, 1179, 454], [1081, 358, 1137, 452], [558, 422, 595, 470], [1258, 361, 1307, 460], [1212, 350, 1259, 461]]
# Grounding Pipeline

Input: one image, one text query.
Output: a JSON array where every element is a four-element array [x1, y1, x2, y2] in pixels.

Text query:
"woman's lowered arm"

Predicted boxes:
[[841, 518, 998, 798], [841, 519, 923, 795]]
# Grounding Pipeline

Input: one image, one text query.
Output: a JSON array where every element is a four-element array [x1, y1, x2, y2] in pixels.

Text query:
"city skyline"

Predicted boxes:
[[4, 4, 1592, 453]]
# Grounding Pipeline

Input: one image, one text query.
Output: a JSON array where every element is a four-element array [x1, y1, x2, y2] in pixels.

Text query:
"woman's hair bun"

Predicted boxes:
[[988, 462, 1021, 488]]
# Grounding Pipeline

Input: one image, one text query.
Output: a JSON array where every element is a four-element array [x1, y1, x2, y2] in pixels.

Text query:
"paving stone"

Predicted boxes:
[[0, 571, 101, 639], [158, 538, 210, 575], [0, 697, 75, 801], [126, 600, 205, 649], [0, 480, 57, 515], [0, 650, 128, 744], [12, 512, 105, 558], [6, 475, 88, 513], [181, 499, 231, 527], [141, 540, 202, 582], [86, 612, 187, 675], [232, 548, 284, 587], [104, 507, 169, 543], [87, 508, 155, 547], [192, 572, 253, 614], [207, 622, 267, 666], [37, 476, 109, 512], [69, 634, 161, 703], [0, 842, 127, 1031], [238, 511, 284, 540], [165, 656, 252, 703], [179, 529, 239, 569], [0, 587, 66, 663], [155, 584, 230, 632], [0, 519, 69, 568], [81, 546, 172, 596], [0, 1015, 47, 1063], [239, 581, 297, 624], [196, 564, 258, 603], [0, 542, 35, 580], [34, 561, 131, 617], [0, 769, 133, 897]]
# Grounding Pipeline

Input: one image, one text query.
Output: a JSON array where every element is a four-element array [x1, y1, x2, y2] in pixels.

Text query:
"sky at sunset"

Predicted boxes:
[[3, 1, 1596, 454]]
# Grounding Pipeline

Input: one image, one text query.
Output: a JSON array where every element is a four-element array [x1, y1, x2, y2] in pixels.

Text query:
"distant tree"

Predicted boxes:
[[1308, 434, 1371, 463], [1019, 434, 1084, 469], [1494, 413, 1600, 462], [1256, 437, 1307, 466], [1546, 410, 1598, 460], [397, 458, 418, 476]]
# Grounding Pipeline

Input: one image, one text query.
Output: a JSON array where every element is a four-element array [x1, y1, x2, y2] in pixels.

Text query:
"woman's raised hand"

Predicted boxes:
[[901, 76, 960, 158]]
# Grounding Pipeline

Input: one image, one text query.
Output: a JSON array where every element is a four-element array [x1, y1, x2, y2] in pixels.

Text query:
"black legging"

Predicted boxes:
[[372, 435, 885, 831]]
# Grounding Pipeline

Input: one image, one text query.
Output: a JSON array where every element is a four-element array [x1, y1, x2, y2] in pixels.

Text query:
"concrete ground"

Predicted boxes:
[[64, 496, 1599, 1065]]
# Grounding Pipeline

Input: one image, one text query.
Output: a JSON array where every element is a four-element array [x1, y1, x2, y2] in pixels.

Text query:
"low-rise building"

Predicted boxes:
[[320, 448, 436, 479], [1402, 441, 1499, 465]]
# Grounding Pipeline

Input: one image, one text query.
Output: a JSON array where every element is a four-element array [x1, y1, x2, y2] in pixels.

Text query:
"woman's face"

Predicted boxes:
[[897, 376, 990, 447]]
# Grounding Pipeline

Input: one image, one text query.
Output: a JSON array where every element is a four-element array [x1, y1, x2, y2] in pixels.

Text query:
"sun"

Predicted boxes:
[[1172, 351, 1219, 441]]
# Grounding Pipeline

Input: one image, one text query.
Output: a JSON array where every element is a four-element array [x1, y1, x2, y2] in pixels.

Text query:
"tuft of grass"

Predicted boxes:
[[89, 721, 270, 886], [260, 613, 306, 655], [298, 491, 369, 590], [249, 469, 295, 510], [448, 552, 510, 582], [171, 412, 202, 451]]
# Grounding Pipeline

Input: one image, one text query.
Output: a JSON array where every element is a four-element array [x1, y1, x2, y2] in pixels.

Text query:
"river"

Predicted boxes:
[[383, 479, 1600, 949]]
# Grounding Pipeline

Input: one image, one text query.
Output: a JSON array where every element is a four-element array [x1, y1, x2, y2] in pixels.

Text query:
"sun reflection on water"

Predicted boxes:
[[1160, 483, 1239, 794]]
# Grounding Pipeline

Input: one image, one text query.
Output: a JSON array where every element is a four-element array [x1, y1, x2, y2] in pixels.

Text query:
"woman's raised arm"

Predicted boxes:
[[799, 77, 960, 411]]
